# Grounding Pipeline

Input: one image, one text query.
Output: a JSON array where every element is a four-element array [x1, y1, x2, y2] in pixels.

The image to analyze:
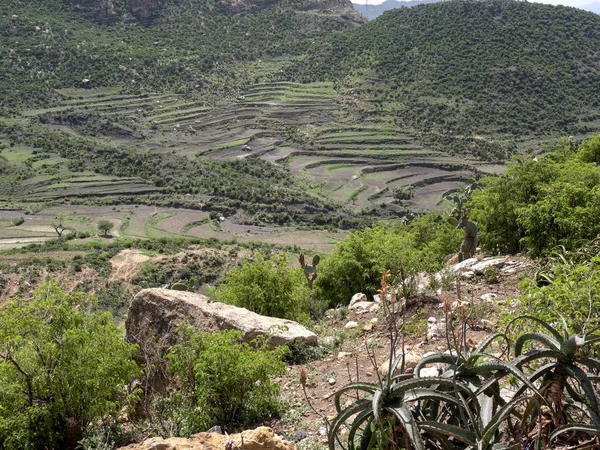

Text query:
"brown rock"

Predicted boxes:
[[127, 0, 161, 24], [125, 288, 317, 351], [118, 427, 295, 450]]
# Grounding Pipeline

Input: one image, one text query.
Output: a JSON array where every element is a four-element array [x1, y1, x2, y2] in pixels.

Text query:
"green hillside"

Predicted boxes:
[[0, 0, 363, 113], [290, 0, 600, 138]]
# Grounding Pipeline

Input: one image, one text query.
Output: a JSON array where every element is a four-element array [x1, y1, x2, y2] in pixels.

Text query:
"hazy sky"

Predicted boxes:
[[352, 0, 597, 5]]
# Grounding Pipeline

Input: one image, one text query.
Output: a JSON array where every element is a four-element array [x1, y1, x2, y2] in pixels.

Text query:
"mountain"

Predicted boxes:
[[290, 0, 600, 138], [0, 0, 363, 112], [352, 0, 445, 19], [352, 0, 600, 19]]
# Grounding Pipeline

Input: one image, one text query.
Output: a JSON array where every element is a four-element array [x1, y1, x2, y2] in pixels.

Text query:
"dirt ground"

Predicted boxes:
[[268, 261, 528, 444]]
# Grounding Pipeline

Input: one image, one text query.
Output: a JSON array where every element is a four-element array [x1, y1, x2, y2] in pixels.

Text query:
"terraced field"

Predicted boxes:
[[14, 82, 490, 214], [0, 206, 342, 251]]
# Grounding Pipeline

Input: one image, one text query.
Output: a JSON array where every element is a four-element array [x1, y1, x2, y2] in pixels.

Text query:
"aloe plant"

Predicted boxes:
[[507, 315, 600, 448]]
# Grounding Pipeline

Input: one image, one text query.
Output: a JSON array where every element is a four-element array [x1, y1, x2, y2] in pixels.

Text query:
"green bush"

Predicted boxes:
[[471, 135, 600, 256], [314, 214, 461, 307], [0, 280, 140, 450], [214, 252, 311, 323], [158, 327, 286, 436]]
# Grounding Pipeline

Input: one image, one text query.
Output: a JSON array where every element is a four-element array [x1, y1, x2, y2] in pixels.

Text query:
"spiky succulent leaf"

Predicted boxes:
[[507, 315, 564, 342], [419, 421, 477, 447], [333, 382, 377, 412], [471, 362, 540, 399], [414, 353, 459, 377], [481, 396, 526, 446], [561, 364, 600, 426], [329, 399, 372, 450], [475, 332, 510, 358], [549, 424, 600, 443], [514, 332, 561, 356], [391, 377, 481, 413], [385, 403, 426, 450], [347, 409, 373, 450]]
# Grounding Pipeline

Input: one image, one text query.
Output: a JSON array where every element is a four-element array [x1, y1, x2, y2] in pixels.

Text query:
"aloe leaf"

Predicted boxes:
[[583, 335, 600, 346], [328, 399, 372, 450], [472, 362, 540, 400], [392, 377, 481, 415], [514, 332, 561, 356], [419, 421, 477, 447], [414, 353, 458, 377], [371, 390, 383, 431], [512, 348, 564, 368], [348, 410, 373, 450], [549, 423, 600, 443], [333, 382, 377, 412], [507, 315, 563, 342], [481, 396, 526, 445], [578, 356, 600, 371], [403, 388, 461, 406], [384, 403, 426, 450], [475, 332, 509, 356], [562, 364, 600, 426]]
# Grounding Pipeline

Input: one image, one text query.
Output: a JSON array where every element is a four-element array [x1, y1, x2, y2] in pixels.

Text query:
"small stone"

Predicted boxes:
[[369, 303, 380, 312], [480, 293, 497, 303], [366, 372, 373, 377], [322, 336, 335, 346], [328, 378, 336, 386], [419, 367, 440, 377], [345, 321, 358, 329], [361, 324, 373, 332], [349, 293, 367, 307], [369, 318, 378, 324], [318, 426, 327, 436], [294, 430, 307, 442], [337, 351, 353, 360]]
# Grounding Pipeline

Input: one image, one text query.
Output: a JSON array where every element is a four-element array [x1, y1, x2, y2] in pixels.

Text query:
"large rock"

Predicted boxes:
[[125, 288, 317, 350], [127, 0, 161, 24], [118, 426, 295, 450]]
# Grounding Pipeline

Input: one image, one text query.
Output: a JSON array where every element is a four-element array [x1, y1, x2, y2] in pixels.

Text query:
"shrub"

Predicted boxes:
[[214, 252, 310, 323], [0, 280, 140, 450], [158, 327, 286, 436], [314, 215, 461, 307], [471, 135, 600, 256]]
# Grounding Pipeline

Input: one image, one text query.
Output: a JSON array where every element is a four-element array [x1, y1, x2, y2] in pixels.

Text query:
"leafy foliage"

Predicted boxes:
[[471, 135, 600, 256], [215, 252, 311, 323], [0, 280, 140, 450], [314, 214, 461, 307], [159, 326, 287, 436]]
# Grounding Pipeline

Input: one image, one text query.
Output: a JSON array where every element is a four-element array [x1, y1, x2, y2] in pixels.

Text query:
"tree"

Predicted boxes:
[[52, 214, 68, 239], [214, 252, 310, 323], [97, 220, 114, 237], [0, 281, 140, 450]]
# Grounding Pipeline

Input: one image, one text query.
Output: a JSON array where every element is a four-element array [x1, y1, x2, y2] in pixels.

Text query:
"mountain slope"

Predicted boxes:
[[352, 0, 444, 19], [290, 0, 600, 138], [0, 0, 363, 113]]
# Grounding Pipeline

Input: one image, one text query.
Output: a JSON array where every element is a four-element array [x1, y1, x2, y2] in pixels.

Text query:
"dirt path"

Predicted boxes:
[[110, 249, 151, 282]]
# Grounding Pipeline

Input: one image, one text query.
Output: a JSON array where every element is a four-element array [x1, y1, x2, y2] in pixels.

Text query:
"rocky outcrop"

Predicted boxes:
[[125, 288, 317, 351], [69, 0, 117, 23], [118, 426, 295, 450], [127, 0, 162, 24]]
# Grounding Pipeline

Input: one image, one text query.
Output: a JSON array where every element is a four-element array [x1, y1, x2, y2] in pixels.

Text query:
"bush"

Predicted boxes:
[[471, 135, 600, 256], [157, 327, 286, 436], [314, 215, 461, 307], [214, 252, 311, 323], [0, 280, 140, 450]]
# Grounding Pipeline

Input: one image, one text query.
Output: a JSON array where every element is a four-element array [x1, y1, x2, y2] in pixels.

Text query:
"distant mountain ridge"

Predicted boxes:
[[352, 0, 444, 19], [352, 0, 600, 18], [292, 0, 600, 139]]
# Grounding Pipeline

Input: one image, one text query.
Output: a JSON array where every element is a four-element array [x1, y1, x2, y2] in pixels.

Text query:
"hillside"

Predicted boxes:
[[0, 0, 363, 112], [352, 0, 600, 19], [352, 0, 444, 19], [292, 0, 600, 139]]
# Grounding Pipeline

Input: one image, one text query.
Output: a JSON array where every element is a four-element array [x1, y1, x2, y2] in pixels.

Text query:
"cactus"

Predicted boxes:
[[168, 277, 201, 292], [448, 183, 480, 262], [299, 253, 320, 290]]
